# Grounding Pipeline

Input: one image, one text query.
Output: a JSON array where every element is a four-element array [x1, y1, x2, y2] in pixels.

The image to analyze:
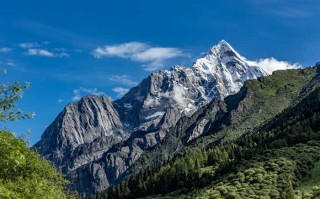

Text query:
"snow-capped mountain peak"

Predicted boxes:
[[192, 40, 266, 82], [35, 40, 278, 194], [112, 40, 268, 134]]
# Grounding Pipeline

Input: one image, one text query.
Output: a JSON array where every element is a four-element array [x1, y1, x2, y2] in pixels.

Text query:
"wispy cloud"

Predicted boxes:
[[0, 47, 13, 53], [271, 7, 309, 18], [92, 42, 186, 71], [25, 48, 54, 57], [19, 42, 40, 49], [108, 75, 138, 86], [0, 59, 19, 69], [15, 20, 97, 49], [93, 42, 146, 58], [19, 41, 70, 58], [72, 87, 106, 101], [246, 0, 317, 19], [57, 99, 64, 103], [25, 48, 69, 57], [112, 87, 129, 98], [6, 60, 16, 66], [247, 57, 300, 74]]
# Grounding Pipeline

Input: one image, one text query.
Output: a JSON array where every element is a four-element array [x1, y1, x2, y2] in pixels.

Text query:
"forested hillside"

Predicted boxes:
[[0, 130, 71, 198], [97, 65, 320, 199]]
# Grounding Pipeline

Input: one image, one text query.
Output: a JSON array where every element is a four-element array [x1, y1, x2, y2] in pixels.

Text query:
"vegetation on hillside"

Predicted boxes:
[[0, 130, 70, 198], [0, 69, 72, 199], [96, 66, 320, 199]]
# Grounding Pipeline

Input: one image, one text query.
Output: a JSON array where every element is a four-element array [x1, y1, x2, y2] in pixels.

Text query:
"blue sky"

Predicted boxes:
[[0, 0, 319, 145]]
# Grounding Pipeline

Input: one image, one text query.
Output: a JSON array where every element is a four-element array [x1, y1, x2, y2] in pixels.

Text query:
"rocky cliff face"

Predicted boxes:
[[35, 40, 278, 194], [34, 96, 124, 173]]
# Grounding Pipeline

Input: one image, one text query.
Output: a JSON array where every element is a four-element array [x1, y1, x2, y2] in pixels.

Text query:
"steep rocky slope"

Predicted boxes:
[[34, 96, 124, 173]]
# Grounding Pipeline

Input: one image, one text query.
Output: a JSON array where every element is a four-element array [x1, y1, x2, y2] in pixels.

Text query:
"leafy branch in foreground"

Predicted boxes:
[[0, 67, 74, 198], [0, 69, 34, 122]]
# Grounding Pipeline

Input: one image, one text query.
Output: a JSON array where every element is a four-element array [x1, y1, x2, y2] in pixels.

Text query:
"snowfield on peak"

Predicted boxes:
[[115, 40, 300, 133]]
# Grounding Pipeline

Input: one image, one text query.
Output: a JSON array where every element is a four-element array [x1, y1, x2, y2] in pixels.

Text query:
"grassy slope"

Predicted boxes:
[[193, 67, 316, 147]]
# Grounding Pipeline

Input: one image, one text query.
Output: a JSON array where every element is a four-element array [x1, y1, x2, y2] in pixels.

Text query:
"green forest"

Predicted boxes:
[[97, 67, 320, 199]]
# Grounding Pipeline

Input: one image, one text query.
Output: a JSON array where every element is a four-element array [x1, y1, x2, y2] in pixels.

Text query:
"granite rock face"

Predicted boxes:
[[34, 96, 124, 173], [35, 40, 272, 194]]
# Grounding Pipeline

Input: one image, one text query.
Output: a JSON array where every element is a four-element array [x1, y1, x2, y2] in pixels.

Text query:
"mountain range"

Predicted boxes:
[[34, 40, 298, 195], [103, 64, 320, 199]]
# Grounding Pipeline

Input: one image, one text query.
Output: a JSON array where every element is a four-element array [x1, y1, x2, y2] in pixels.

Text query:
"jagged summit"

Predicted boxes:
[[193, 40, 262, 74], [209, 39, 239, 56]]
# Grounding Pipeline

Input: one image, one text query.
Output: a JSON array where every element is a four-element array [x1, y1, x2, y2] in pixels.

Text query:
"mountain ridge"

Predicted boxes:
[[34, 40, 298, 194], [101, 65, 320, 199]]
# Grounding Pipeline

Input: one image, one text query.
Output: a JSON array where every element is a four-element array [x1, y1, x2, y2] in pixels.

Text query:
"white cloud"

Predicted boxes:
[[132, 47, 184, 62], [0, 48, 12, 53], [56, 52, 70, 57], [134, 47, 185, 71], [0, 59, 16, 67], [57, 99, 64, 103], [108, 75, 138, 86], [25, 48, 69, 57], [92, 42, 185, 71], [112, 87, 129, 97], [72, 87, 106, 101], [20, 42, 70, 58], [7, 61, 15, 66], [72, 95, 81, 102], [25, 48, 55, 57], [19, 42, 40, 49], [93, 42, 147, 58], [247, 57, 301, 74], [54, 47, 67, 52]]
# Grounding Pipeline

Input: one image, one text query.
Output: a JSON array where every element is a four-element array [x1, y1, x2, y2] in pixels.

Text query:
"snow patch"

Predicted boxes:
[[124, 103, 133, 110], [173, 84, 186, 105], [145, 112, 165, 120]]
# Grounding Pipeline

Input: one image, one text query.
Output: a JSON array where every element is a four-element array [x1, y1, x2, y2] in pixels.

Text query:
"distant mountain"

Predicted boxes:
[[34, 40, 295, 195]]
